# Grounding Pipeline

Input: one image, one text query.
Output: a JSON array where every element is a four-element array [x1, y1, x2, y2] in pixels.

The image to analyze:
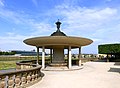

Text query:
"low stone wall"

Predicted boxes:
[[81, 58, 99, 63], [71, 58, 98, 65], [16, 60, 37, 69], [0, 60, 42, 88]]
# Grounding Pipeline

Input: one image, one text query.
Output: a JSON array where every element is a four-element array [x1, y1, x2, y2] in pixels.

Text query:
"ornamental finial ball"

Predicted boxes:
[[55, 19, 61, 30]]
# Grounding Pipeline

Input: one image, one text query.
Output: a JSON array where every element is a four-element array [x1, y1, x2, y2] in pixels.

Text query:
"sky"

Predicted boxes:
[[0, 0, 120, 54]]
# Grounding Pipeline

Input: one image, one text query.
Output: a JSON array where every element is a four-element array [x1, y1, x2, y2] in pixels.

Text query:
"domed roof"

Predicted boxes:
[[50, 20, 66, 36], [50, 30, 66, 36]]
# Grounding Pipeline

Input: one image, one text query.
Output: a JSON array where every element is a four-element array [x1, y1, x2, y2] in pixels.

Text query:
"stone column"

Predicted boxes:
[[107, 54, 109, 62], [68, 46, 72, 69], [79, 47, 82, 66], [67, 48, 69, 67], [50, 49, 52, 63], [42, 46, 45, 69], [36, 47, 39, 65]]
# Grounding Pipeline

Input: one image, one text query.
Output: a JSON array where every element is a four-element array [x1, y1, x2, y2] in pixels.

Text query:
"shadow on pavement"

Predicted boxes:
[[108, 67, 120, 73], [41, 72, 45, 77], [93, 59, 106, 62], [114, 62, 120, 65], [108, 62, 120, 73]]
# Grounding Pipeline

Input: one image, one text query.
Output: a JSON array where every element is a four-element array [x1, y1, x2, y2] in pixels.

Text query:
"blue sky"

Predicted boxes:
[[0, 0, 120, 54]]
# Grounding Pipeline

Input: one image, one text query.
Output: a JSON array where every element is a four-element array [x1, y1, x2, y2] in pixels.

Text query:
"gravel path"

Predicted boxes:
[[28, 62, 120, 88]]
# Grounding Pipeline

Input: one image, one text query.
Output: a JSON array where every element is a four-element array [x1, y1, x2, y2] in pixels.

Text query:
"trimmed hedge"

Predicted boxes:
[[98, 44, 120, 54]]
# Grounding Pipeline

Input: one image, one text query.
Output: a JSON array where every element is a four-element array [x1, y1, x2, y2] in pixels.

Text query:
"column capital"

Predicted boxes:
[[36, 46, 40, 48]]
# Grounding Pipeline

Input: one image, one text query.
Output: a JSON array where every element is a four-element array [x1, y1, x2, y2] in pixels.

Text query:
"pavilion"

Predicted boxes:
[[23, 20, 93, 69]]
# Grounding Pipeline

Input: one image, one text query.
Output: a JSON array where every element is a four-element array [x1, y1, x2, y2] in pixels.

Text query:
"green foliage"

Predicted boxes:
[[98, 44, 120, 54], [0, 51, 15, 55]]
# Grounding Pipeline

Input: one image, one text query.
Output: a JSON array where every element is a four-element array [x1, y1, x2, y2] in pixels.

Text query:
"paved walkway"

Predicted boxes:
[[28, 62, 120, 88]]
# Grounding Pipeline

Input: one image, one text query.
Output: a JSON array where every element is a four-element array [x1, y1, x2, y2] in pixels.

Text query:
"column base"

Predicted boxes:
[[79, 60, 82, 66]]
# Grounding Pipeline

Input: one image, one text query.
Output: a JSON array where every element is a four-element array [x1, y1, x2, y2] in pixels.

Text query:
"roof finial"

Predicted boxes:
[[55, 19, 61, 31], [50, 20, 66, 36]]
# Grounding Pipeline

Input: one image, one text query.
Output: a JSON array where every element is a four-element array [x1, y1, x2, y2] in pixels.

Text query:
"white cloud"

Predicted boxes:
[[28, 20, 54, 36], [24, 4, 120, 52], [0, 7, 53, 36], [0, 0, 4, 7], [0, 33, 25, 44], [0, 32, 35, 51], [0, 1, 120, 53], [0, 6, 55, 51], [52, 6, 118, 41], [47, 4, 120, 53], [58, 7, 117, 25], [0, 9, 25, 24]]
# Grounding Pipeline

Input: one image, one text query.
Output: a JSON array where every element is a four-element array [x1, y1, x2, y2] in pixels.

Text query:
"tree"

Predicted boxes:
[[0, 51, 15, 55]]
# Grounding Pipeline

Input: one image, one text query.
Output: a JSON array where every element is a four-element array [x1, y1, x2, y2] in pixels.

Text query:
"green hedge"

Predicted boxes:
[[98, 44, 120, 54]]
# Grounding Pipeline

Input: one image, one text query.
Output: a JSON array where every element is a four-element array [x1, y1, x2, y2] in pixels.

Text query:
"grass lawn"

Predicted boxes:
[[0, 56, 46, 70], [0, 61, 16, 70]]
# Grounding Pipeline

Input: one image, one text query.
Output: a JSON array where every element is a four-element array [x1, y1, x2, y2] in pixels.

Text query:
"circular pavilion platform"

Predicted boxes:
[[24, 20, 93, 70], [43, 65, 84, 71]]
